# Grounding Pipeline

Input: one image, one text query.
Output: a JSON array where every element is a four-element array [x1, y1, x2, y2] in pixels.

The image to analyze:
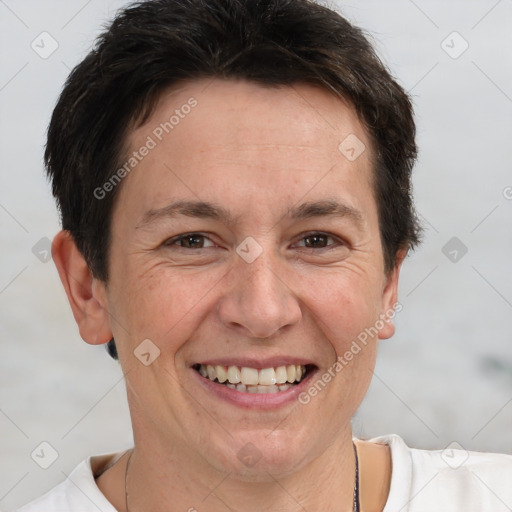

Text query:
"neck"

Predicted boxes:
[[124, 425, 357, 512]]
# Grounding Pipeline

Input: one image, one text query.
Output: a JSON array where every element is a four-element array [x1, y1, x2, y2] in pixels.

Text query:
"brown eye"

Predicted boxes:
[[296, 232, 340, 250], [165, 233, 215, 249], [303, 234, 331, 248]]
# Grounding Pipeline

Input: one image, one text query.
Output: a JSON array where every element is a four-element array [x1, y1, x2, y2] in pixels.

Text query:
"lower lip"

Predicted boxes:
[[191, 367, 318, 410]]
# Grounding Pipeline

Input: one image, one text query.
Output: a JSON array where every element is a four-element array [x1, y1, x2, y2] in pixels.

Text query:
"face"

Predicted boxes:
[[98, 79, 400, 478]]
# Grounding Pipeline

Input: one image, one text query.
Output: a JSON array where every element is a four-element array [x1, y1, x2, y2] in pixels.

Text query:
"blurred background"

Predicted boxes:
[[1, 0, 511, 509]]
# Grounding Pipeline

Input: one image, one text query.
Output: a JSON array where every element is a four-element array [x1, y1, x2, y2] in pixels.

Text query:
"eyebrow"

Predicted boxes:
[[136, 198, 364, 230]]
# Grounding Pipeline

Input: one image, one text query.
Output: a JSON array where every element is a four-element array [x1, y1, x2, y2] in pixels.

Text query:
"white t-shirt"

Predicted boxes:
[[12, 434, 512, 512]]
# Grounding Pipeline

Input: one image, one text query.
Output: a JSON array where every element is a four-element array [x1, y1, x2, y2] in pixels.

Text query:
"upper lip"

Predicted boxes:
[[192, 357, 317, 369]]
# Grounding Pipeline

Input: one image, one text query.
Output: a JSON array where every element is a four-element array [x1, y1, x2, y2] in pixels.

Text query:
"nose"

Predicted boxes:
[[216, 246, 302, 339]]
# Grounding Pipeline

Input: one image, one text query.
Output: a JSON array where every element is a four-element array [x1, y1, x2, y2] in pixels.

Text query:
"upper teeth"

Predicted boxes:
[[198, 364, 306, 386]]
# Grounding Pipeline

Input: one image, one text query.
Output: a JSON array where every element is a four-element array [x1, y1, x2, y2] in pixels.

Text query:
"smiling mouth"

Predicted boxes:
[[192, 363, 315, 393]]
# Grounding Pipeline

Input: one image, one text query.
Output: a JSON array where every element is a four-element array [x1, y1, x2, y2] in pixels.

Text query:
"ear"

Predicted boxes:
[[51, 230, 112, 345], [378, 250, 406, 340]]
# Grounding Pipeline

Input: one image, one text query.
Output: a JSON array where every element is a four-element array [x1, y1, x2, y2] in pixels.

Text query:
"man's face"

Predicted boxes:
[[101, 79, 400, 477]]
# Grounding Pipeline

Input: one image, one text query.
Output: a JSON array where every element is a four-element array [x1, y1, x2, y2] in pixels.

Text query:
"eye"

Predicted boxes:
[[294, 232, 343, 250], [164, 233, 215, 249], [163, 232, 344, 251]]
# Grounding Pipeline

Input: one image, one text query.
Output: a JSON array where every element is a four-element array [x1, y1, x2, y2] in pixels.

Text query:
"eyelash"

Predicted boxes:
[[163, 232, 344, 251]]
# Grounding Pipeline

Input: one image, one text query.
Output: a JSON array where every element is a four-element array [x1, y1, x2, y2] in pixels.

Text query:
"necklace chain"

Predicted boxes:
[[125, 443, 360, 512], [353, 441, 360, 512]]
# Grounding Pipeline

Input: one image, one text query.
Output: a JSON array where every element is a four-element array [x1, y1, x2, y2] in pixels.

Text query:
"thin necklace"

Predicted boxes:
[[353, 441, 360, 512], [125, 443, 360, 512]]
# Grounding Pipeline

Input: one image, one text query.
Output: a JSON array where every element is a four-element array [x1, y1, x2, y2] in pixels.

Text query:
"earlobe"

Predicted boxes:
[[378, 250, 406, 340], [51, 230, 112, 346]]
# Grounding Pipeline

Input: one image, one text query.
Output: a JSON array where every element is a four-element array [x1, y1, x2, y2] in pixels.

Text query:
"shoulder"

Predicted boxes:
[[11, 452, 123, 512], [368, 434, 512, 512]]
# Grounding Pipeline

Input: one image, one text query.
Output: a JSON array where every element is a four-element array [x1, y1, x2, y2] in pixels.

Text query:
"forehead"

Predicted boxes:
[[134, 78, 370, 150], [115, 78, 376, 226]]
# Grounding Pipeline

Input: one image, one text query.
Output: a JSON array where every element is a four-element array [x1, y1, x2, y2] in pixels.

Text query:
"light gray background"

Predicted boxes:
[[1, 0, 511, 509]]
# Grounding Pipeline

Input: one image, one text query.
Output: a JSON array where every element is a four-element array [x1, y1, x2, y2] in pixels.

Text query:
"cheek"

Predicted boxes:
[[300, 268, 383, 400], [300, 267, 384, 340], [113, 262, 227, 346]]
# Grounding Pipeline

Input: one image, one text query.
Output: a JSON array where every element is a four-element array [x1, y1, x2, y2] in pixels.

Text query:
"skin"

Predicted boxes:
[[52, 79, 402, 511]]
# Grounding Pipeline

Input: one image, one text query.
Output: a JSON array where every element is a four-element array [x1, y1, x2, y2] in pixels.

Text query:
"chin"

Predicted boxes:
[[204, 430, 314, 480]]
